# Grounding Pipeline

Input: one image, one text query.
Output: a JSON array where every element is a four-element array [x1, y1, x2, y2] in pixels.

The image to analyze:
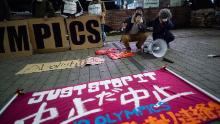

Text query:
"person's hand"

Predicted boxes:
[[100, 12, 105, 18], [121, 23, 127, 31], [135, 16, 142, 24]]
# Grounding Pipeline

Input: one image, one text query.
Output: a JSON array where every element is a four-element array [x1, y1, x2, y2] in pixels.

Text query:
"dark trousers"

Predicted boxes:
[[101, 24, 106, 42], [153, 31, 175, 44]]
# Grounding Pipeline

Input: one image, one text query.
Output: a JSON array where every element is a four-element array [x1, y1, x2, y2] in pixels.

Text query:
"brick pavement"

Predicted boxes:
[[0, 28, 220, 113]]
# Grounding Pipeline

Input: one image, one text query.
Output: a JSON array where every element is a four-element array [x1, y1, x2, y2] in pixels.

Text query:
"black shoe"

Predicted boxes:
[[126, 47, 131, 52], [136, 44, 141, 49], [167, 43, 170, 49]]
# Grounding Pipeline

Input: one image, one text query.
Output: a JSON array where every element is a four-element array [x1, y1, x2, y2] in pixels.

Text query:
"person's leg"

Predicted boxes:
[[164, 31, 175, 47], [136, 32, 150, 49], [121, 35, 131, 51], [152, 33, 161, 41], [101, 24, 106, 43]]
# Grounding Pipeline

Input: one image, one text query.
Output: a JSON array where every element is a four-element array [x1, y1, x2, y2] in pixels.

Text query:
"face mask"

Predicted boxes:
[[162, 18, 168, 22]]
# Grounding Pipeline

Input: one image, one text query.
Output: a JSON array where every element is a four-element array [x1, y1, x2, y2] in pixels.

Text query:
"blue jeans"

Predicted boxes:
[[101, 24, 106, 42]]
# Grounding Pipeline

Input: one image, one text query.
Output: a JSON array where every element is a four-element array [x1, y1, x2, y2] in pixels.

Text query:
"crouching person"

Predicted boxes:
[[151, 8, 175, 48], [121, 7, 150, 52]]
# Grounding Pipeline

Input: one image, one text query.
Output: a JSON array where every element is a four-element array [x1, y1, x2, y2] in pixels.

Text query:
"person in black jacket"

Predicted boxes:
[[32, 0, 56, 18], [0, 0, 10, 21], [149, 8, 175, 48], [121, 7, 150, 51]]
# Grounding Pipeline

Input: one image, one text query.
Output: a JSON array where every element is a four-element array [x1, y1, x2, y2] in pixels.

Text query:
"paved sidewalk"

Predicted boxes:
[[0, 28, 220, 111]]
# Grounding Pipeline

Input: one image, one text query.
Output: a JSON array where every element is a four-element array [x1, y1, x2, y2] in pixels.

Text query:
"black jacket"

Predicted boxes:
[[0, 0, 10, 21], [148, 17, 174, 36], [32, 0, 56, 18]]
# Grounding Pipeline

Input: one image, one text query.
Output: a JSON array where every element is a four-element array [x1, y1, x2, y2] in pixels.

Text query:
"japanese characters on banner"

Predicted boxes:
[[0, 20, 32, 60], [0, 68, 220, 124], [28, 17, 70, 53], [66, 15, 103, 50]]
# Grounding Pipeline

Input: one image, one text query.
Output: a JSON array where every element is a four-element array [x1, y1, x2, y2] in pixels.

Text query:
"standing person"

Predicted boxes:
[[32, 0, 56, 18], [149, 8, 175, 48], [61, 0, 83, 18], [88, 0, 106, 44], [121, 7, 150, 51], [0, 0, 10, 21]]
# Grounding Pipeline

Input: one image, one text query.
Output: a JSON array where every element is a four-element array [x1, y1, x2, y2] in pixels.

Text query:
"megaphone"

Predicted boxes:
[[143, 39, 168, 58]]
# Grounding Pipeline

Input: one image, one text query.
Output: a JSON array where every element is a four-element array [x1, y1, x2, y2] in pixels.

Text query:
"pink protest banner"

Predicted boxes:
[[0, 68, 220, 124]]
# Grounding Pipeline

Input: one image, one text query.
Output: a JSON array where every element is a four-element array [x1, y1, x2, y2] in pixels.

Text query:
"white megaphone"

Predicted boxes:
[[143, 39, 168, 58]]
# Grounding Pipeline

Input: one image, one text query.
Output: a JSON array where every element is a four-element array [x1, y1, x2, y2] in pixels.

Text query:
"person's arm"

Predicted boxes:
[[144, 19, 155, 31], [101, 2, 106, 18], [75, 0, 83, 17], [2, 0, 10, 20], [121, 17, 130, 31], [46, 0, 56, 17], [163, 19, 174, 32], [168, 20, 174, 29]]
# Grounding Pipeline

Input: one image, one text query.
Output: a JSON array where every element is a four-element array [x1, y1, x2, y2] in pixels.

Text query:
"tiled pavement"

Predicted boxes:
[[0, 28, 220, 111]]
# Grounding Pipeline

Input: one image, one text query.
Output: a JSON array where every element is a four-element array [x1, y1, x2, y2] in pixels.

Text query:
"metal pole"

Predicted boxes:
[[0, 89, 24, 115], [165, 67, 220, 103], [0, 94, 18, 115]]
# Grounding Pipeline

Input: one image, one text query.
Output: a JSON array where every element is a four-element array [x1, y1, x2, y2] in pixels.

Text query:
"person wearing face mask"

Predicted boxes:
[[149, 8, 174, 48], [121, 7, 150, 52]]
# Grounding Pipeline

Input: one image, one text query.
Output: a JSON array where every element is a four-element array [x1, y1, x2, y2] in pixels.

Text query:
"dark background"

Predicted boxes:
[[6, 0, 220, 12]]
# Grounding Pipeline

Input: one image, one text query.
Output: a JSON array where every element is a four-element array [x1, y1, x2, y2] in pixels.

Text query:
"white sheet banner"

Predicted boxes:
[[88, 4, 102, 16], [63, 1, 77, 14]]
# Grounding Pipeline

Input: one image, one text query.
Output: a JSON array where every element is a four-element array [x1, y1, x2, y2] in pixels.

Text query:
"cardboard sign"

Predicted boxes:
[[0, 20, 32, 60], [16, 59, 86, 75], [28, 17, 69, 53], [66, 15, 103, 50], [0, 68, 220, 123]]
